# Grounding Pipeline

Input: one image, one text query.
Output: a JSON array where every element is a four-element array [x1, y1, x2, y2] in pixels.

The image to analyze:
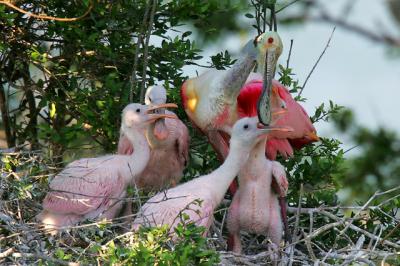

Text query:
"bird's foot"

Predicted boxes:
[[267, 242, 280, 263]]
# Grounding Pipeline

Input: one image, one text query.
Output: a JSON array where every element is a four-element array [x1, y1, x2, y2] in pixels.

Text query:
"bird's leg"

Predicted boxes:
[[266, 196, 283, 262], [226, 193, 242, 253], [271, 162, 290, 243]]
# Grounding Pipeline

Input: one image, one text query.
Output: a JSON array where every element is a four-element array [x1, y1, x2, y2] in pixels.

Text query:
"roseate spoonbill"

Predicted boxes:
[[132, 117, 291, 235], [226, 136, 289, 254], [118, 85, 189, 190], [37, 103, 175, 233], [181, 32, 318, 162]]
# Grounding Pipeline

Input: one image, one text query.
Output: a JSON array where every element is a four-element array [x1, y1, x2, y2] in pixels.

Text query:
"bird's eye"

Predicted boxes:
[[243, 124, 249, 130], [268, 37, 274, 44], [136, 108, 140, 113]]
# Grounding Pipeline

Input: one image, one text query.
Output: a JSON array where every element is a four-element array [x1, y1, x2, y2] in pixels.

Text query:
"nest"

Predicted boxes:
[[1, 150, 399, 265]]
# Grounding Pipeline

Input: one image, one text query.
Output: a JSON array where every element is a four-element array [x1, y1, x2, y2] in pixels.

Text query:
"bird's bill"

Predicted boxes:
[[264, 47, 277, 92], [272, 109, 287, 116], [256, 123, 293, 136], [146, 113, 177, 123], [257, 47, 278, 126], [146, 103, 178, 113]]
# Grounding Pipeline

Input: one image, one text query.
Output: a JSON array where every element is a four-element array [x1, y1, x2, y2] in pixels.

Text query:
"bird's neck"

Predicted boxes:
[[202, 141, 250, 205], [146, 120, 162, 149], [222, 41, 257, 101], [250, 138, 267, 161], [122, 130, 151, 183]]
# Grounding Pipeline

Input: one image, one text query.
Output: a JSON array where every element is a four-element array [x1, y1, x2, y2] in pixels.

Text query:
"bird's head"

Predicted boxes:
[[121, 103, 176, 136], [145, 85, 167, 106], [230, 117, 292, 150], [254, 31, 283, 74], [145, 85, 171, 140], [254, 31, 283, 125]]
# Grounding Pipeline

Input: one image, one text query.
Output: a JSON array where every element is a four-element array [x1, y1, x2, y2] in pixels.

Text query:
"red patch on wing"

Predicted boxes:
[[237, 79, 318, 156], [237, 80, 262, 117], [214, 106, 230, 127]]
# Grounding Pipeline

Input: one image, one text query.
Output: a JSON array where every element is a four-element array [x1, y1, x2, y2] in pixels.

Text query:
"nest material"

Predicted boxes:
[[1, 150, 399, 265]]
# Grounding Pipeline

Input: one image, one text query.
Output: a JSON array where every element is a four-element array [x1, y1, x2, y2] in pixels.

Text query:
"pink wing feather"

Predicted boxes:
[[43, 157, 125, 216], [237, 78, 317, 159]]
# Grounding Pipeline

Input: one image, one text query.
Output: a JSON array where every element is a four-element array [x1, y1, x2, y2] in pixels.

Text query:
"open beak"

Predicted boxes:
[[257, 47, 278, 126], [146, 103, 178, 114], [256, 122, 293, 137], [146, 113, 177, 123]]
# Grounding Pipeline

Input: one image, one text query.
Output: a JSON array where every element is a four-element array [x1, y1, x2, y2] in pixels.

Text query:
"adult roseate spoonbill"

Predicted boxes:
[[118, 85, 189, 190], [37, 103, 175, 233], [226, 136, 288, 254], [181, 32, 317, 161], [132, 117, 291, 234]]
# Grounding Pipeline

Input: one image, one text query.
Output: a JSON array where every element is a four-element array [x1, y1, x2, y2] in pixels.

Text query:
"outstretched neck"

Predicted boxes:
[[123, 129, 151, 182], [249, 138, 266, 163], [200, 141, 250, 204], [222, 40, 258, 100]]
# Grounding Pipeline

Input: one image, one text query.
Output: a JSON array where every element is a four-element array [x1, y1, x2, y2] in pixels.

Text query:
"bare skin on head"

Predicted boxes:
[[118, 85, 189, 191], [132, 117, 287, 235], [36, 103, 173, 234]]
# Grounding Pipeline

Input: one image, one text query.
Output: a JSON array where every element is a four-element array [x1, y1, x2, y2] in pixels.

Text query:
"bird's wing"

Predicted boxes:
[[270, 81, 318, 144], [43, 159, 125, 215], [135, 191, 214, 232], [266, 138, 293, 160], [271, 161, 288, 197], [237, 79, 318, 156], [175, 119, 190, 167], [117, 133, 134, 155]]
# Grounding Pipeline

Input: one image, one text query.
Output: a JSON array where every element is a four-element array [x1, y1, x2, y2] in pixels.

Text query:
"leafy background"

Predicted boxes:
[[1, 0, 400, 264]]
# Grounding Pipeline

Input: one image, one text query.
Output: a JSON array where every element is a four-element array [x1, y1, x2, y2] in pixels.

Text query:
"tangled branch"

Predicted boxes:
[[0, 1, 93, 22]]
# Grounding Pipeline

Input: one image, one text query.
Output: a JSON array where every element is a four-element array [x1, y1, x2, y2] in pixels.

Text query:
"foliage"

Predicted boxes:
[[1, 0, 400, 265], [331, 108, 400, 201], [102, 221, 219, 265], [0, 0, 242, 160]]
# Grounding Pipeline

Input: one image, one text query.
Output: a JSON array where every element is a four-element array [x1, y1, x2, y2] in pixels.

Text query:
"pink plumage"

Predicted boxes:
[[132, 117, 275, 236], [37, 103, 165, 233], [118, 86, 189, 190], [226, 139, 289, 254], [237, 78, 318, 159]]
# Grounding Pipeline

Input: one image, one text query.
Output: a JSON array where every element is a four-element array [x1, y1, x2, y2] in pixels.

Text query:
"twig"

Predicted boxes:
[[286, 39, 294, 69], [0, 248, 14, 259], [139, 0, 157, 104], [276, 0, 303, 13], [299, 27, 335, 96], [11, 252, 80, 266], [129, 2, 151, 102], [338, 189, 378, 237], [0, 1, 93, 22], [288, 183, 303, 266], [380, 222, 400, 246], [314, 9, 400, 47]]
